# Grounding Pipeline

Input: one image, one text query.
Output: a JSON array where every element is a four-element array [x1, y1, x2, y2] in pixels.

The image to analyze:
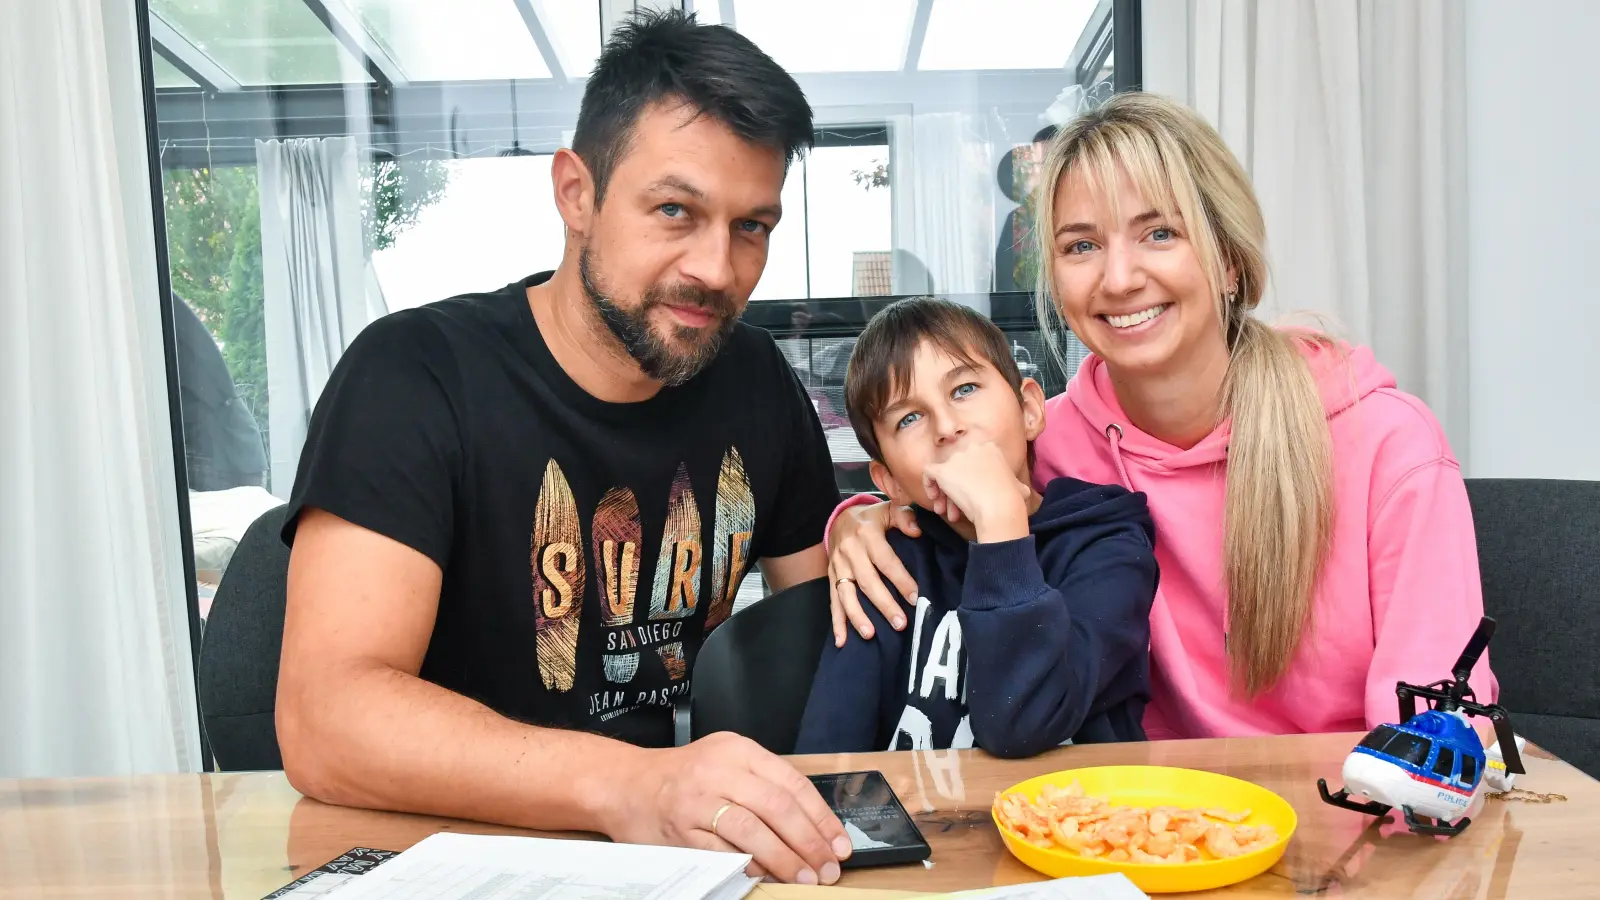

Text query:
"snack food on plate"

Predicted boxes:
[[994, 781, 1279, 865]]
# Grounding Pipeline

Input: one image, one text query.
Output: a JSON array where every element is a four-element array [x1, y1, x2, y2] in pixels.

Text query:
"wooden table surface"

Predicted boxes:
[[0, 732, 1592, 898]]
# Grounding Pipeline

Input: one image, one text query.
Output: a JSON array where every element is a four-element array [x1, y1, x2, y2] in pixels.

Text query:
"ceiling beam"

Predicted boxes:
[[515, 0, 569, 85], [300, 0, 405, 87], [147, 13, 240, 92], [902, 0, 934, 73]]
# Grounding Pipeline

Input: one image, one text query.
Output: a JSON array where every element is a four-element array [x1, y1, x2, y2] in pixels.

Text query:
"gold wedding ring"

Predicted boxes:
[[711, 802, 735, 836], [836, 576, 855, 588]]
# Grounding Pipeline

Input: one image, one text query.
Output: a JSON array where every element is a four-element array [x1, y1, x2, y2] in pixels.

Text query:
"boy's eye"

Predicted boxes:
[[952, 382, 978, 399], [895, 411, 922, 430], [659, 203, 686, 219]]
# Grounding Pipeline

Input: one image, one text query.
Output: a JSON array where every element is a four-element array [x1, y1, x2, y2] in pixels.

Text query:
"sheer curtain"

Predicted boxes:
[[0, 1, 200, 775], [889, 113, 998, 307], [1182, 0, 1471, 454], [257, 137, 384, 497]]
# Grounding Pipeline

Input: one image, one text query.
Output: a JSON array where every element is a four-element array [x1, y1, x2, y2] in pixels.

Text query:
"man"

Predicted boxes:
[[276, 11, 851, 886]]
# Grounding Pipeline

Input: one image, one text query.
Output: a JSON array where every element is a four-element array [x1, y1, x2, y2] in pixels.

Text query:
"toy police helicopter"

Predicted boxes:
[[1318, 616, 1525, 837]]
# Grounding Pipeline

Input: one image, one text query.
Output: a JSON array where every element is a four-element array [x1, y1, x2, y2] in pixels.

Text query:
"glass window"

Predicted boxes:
[[1358, 725, 1399, 752], [727, 0, 916, 73], [1460, 753, 1479, 786], [1385, 733, 1433, 767], [919, 0, 1103, 71], [151, 53, 198, 88], [149, 0, 373, 86], [334, 0, 550, 82], [1432, 746, 1456, 779], [144, 1, 1135, 623]]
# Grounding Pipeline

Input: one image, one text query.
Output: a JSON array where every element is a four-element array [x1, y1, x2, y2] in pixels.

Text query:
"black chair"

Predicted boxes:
[[197, 504, 291, 771], [1465, 478, 1600, 778], [690, 577, 832, 754]]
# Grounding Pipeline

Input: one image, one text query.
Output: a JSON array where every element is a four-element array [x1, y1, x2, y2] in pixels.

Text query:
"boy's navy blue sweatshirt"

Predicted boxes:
[[794, 477, 1158, 758]]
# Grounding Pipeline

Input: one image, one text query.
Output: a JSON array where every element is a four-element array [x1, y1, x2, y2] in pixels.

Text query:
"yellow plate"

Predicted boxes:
[[993, 765, 1297, 894]]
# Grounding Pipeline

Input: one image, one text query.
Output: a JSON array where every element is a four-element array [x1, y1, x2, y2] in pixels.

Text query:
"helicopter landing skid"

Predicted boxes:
[[1317, 779, 1393, 817], [1401, 805, 1471, 837]]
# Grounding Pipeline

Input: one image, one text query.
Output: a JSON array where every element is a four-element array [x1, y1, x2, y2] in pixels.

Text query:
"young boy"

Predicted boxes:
[[794, 298, 1158, 758]]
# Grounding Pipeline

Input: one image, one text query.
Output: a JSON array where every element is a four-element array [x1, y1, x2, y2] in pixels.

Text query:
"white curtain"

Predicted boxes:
[[257, 137, 383, 498], [889, 113, 998, 307], [0, 1, 201, 775], [1183, 0, 1470, 454]]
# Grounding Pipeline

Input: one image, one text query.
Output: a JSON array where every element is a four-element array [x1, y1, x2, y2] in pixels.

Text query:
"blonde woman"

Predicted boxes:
[[826, 92, 1496, 740]]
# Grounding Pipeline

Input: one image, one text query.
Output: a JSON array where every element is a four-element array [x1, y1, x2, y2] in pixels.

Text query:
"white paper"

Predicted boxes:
[[320, 833, 758, 900], [948, 873, 1147, 900]]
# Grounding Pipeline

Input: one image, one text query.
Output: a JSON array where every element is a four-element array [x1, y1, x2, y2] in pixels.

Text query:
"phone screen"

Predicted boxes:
[[808, 771, 931, 868]]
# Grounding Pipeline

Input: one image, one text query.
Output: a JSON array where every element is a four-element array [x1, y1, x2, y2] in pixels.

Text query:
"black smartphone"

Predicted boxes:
[[808, 771, 932, 869]]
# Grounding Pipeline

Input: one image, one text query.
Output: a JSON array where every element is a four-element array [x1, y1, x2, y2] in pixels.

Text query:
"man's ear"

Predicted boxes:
[[550, 148, 596, 238], [1019, 377, 1048, 441], [869, 460, 912, 507]]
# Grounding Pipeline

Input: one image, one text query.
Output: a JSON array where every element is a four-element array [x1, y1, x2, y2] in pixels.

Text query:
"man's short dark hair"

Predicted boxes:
[[845, 297, 1025, 463], [572, 9, 814, 206]]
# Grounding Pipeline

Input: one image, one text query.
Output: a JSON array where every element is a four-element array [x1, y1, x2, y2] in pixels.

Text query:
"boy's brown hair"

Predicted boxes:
[[844, 297, 1025, 463]]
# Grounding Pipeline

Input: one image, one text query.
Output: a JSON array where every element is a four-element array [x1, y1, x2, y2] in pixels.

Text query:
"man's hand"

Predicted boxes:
[[605, 732, 853, 884], [921, 442, 1031, 542]]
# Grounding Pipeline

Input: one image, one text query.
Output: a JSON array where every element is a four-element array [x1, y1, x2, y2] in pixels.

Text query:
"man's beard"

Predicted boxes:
[[578, 247, 739, 387]]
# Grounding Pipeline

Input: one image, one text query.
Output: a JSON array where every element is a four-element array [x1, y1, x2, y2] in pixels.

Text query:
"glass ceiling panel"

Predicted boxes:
[[533, 0, 604, 80], [732, 0, 915, 73], [151, 53, 199, 88], [918, 0, 1101, 71], [150, 0, 373, 86], [334, 0, 548, 82]]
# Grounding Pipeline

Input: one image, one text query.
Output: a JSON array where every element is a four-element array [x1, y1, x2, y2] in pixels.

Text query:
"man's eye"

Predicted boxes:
[[952, 383, 978, 399], [896, 411, 922, 430], [659, 203, 685, 218], [739, 220, 769, 234]]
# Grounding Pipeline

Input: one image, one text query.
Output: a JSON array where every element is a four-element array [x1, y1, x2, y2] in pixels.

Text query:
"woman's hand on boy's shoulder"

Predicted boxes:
[[828, 501, 921, 647]]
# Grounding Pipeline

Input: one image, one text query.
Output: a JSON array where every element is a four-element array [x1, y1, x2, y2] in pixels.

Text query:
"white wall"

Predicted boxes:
[[1464, 0, 1600, 479]]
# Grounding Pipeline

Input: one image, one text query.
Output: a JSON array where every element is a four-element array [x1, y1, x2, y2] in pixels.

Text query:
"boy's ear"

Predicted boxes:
[[1019, 377, 1047, 441], [869, 460, 912, 507]]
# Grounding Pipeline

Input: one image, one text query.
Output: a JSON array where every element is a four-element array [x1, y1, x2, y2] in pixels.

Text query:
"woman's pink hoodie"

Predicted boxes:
[[1037, 340, 1496, 738]]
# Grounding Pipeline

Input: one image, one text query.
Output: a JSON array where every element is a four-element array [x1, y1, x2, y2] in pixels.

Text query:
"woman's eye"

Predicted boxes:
[[1065, 239, 1097, 255], [896, 411, 922, 430], [659, 203, 685, 219], [1149, 226, 1175, 242], [952, 382, 978, 399]]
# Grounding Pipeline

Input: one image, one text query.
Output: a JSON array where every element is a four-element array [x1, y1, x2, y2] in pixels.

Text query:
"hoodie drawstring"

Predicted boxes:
[[1105, 423, 1133, 490]]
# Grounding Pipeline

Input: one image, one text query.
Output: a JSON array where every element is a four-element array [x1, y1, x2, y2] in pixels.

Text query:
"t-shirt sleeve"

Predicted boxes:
[[281, 310, 462, 568], [757, 342, 840, 559]]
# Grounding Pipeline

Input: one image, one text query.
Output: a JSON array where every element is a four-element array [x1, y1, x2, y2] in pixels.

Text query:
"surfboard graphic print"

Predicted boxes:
[[531, 459, 583, 692], [648, 464, 701, 621], [594, 485, 642, 684], [705, 447, 755, 633]]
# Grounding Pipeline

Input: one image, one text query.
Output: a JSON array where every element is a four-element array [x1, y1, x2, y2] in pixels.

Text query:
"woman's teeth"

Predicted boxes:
[[1104, 304, 1170, 329]]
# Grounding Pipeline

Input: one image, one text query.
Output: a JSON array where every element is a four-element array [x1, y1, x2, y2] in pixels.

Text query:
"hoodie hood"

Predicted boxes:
[[1065, 339, 1396, 471]]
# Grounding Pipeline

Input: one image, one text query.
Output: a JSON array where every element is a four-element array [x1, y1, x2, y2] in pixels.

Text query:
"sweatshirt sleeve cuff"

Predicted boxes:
[[823, 493, 880, 554], [962, 535, 1051, 611]]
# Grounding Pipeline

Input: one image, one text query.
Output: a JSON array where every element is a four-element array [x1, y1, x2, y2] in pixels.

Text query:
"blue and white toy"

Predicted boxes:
[[1318, 617, 1525, 837]]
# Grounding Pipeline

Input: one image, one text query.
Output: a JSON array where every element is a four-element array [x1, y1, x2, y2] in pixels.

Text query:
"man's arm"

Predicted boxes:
[[758, 543, 828, 594], [278, 509, 851, 884]]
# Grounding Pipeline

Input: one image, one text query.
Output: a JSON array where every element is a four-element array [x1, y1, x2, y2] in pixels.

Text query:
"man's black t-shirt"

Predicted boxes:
[[283, 273, 839, 747]]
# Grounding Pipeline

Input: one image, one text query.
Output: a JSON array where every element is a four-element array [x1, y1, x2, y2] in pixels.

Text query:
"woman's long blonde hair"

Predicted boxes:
[[1034, 93, 1334, 696]]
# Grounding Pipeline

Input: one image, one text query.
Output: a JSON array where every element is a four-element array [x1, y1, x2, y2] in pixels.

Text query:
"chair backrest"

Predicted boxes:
[[690, 577, 832, 754], [197, 504, 291, 771], [1465, 478, 1600, 778]]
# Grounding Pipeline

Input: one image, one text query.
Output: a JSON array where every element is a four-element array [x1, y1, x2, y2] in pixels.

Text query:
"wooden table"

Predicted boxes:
[[0, 733, 1592, 898]]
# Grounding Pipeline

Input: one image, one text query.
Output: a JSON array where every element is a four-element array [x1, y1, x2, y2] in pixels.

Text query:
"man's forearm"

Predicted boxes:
[[279, 662, 646, 834]]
